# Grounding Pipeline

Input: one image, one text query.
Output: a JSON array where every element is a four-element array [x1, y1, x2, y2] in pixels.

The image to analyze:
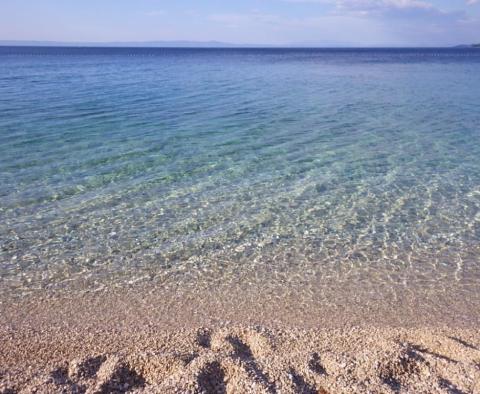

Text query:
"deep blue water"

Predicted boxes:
[[0, 47, 479, 306]]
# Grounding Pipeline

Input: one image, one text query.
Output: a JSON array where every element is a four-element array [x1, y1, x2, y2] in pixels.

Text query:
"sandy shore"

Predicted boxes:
[[2, 322, 480, 393], [1, 325, 480, 393], [1, 286, 480, 393]]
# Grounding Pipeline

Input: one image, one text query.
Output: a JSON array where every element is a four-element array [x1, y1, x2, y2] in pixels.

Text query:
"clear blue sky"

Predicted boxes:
[[1, 0, 479, 46]]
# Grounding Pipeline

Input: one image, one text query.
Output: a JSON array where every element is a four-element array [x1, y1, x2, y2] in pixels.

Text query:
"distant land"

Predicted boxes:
[[0, 40, 360, 48], [455, 43, 480, 48], [0, 40, 409, 48], [0, 40, 266, 48]]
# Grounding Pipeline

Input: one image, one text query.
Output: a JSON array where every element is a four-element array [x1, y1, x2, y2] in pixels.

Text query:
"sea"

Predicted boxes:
[[1, 47, 479, 325]]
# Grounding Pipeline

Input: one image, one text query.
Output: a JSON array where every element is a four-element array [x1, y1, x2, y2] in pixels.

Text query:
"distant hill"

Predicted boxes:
[[0, 40, 256, 48], [455, 43, 480, 48]]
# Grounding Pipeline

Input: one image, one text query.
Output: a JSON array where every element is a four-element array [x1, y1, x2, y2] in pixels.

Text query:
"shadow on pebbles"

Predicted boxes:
[[1, 326, 480, 393]]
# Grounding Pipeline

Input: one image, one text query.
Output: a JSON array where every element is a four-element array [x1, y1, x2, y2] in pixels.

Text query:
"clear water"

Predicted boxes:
[[0, 47, 479, 323]]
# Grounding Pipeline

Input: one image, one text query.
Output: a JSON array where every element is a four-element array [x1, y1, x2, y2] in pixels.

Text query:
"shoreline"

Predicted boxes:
[[2, 277, 480, 330]]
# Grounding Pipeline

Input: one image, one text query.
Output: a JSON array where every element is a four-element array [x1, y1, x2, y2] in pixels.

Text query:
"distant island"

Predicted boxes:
[[0, 40, 356, 48], [455, 43, 480, 48], [0, 40, 249, 48]]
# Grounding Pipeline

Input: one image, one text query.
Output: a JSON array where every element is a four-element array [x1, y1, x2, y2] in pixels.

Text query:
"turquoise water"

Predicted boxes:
[[0, 47, 479, 321]]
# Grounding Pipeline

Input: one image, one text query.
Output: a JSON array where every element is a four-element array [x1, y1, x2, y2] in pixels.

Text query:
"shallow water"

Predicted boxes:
[[0, 47, 479, 325]]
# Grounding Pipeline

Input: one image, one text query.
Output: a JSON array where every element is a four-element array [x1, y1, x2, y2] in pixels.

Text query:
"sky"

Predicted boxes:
[[0, 0, 479, 46]]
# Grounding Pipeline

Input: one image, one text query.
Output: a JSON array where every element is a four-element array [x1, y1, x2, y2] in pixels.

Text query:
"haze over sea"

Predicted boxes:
[[1, 46, 479, 326]]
